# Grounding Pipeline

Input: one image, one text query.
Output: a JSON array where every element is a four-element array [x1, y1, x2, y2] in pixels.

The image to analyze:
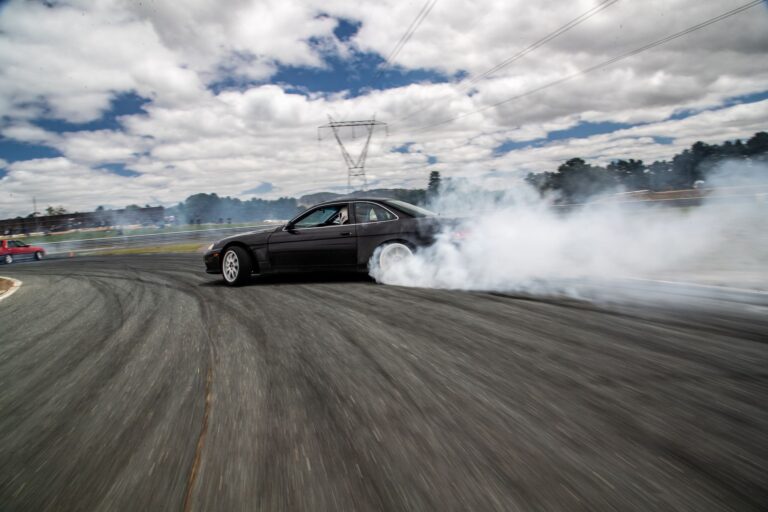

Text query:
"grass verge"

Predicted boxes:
[[87, 243, 208, 256]]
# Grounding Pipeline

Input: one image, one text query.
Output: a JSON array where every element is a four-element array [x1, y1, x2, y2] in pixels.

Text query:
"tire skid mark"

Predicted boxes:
[[142, 266, 219, 512], [295, 349, 404, 511], [0, 268, 190, 511], [298, 289, 540, 506], [223, 284, 430, 509], [317, 283, 764, 380], [3, 255, 767, 511], [0, 277, 130, 421], [296, 284, 768, 508], [1, 274, 162, 449], [183, 365, 213, 512]]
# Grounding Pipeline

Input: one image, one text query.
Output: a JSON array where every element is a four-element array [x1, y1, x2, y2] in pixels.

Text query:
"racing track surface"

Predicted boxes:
[[1, 254, 767, 511]]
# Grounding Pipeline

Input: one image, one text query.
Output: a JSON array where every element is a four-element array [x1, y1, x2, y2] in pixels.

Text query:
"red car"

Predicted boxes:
[[1, 239, 46, 264]]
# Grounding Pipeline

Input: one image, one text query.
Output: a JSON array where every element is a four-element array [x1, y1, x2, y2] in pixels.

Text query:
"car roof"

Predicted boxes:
[[311, 197, 394, 207]]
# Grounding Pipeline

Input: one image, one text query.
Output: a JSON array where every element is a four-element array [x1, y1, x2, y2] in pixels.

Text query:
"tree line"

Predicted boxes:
[[166, 193, 300, 224], [525, 131, 768, 202]]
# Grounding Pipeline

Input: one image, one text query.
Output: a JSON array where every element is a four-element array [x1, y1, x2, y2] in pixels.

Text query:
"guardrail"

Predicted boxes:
[[38, 224, 275, 255]]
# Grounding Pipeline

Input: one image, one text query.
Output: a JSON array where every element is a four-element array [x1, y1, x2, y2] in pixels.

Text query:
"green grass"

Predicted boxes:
[[86, 242, 208, 256]]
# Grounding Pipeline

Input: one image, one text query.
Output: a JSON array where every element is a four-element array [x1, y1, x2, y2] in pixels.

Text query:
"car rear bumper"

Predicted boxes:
[[204, 249, 221, 274]]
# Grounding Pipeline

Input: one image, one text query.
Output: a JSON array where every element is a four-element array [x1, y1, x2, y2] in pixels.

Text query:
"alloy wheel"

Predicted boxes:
[[223, 250, 239, 282]]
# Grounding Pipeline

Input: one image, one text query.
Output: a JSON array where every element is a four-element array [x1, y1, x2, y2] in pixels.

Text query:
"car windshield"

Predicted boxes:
[[384, 200, 436, 218]]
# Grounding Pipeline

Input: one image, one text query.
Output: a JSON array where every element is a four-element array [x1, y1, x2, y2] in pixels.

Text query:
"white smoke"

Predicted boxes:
[[370, 161, 768, 297]]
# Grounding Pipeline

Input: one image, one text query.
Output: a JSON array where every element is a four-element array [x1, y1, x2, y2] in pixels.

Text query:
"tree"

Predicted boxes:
[[746, 131, 768, 156], [607, 159, 648, 191], [427, 171, 441, 197], [184, 193, 221, 223], [555, 158, 617, 202], [509, 131, 768, 198], [45, 206, 67, 216], [525, 171, 557, 193], [670, 149, 698, 188], [647, 160, 674, 190]]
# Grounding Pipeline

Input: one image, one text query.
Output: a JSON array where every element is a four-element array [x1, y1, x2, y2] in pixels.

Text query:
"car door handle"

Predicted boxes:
[[339, 231, 352, 237]]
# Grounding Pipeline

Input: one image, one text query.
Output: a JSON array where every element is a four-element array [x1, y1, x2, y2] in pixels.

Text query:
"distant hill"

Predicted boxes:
[[298, 188, 426, 207]]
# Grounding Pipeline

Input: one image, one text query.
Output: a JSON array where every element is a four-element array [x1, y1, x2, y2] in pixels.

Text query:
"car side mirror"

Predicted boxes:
[[285, 222, 297, 232]]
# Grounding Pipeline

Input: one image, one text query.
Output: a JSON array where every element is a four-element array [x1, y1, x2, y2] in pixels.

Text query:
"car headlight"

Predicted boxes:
[[207, 243, 214, 251]]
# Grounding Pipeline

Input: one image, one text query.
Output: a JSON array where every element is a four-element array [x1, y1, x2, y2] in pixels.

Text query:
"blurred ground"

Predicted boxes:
[[0, 255, 766, 511]]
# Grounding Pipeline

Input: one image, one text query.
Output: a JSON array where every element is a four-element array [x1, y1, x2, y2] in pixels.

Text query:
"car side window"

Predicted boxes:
[[293, 205, 346, 228], [7, 241, 17, 247], [354, 203, 396, 223]]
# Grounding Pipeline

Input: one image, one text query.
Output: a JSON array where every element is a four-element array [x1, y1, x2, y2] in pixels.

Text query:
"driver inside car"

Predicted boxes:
[[332, 206, 349, 225]]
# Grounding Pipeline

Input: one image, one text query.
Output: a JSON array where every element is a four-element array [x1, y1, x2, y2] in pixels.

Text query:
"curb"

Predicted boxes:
[[0, 276, 23, 302]]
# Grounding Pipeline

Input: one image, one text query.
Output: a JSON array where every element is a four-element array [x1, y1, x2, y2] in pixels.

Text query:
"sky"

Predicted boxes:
[[0, 0, 767, 217]]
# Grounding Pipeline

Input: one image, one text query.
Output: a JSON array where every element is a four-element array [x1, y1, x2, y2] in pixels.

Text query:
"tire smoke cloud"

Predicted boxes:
[[370, 161, 768, 297]]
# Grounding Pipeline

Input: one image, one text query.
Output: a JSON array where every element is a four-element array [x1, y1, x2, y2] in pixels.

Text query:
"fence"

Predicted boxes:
[[37, 224, 273, 256]]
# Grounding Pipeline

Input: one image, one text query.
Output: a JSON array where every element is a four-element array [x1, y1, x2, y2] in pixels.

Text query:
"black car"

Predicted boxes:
[[204, 198, 440, 285]]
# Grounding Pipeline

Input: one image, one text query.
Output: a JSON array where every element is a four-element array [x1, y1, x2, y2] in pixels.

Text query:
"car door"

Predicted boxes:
[[11, 241, 33, 258], [268, 203, 357, 270], [7, 241, 24, 258], [353, 201, 405, 265]]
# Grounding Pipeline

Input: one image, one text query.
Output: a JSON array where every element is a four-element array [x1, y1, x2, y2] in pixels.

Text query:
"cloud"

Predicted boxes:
[[2, 158, 157, 213], [0, 0, 766, 217]]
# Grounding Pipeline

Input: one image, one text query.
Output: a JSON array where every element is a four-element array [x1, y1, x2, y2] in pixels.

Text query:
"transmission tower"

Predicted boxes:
[[318, 116, 387, 192]]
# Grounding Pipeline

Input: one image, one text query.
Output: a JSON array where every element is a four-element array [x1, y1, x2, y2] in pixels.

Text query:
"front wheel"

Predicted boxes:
[[376, 242, 413, 273], [221, 246, 253, 286], [34, 251, 43, 261], [3, 254, 12, 264]]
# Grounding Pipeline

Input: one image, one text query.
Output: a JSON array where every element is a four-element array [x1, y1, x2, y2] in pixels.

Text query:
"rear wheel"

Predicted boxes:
[[377, 242, 413, 273], [3, 254, 12, 264], [221, 246, 252, 286], [34, 251, 43, 261]]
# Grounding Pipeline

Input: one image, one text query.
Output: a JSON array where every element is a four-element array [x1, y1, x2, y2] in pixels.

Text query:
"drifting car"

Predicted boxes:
[[204, 198, 440, 286], [1, 239, 46, 264]]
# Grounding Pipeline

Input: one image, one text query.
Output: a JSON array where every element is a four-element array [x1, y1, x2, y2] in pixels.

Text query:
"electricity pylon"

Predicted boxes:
[[318, 116, 387, 192]]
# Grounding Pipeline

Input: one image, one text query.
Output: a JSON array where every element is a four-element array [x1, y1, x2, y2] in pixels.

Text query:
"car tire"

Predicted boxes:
[[221, 246, 252, 286], [34, 251, 43, 261], [376, 242, 413, 273], [3, 254, 12, 264]]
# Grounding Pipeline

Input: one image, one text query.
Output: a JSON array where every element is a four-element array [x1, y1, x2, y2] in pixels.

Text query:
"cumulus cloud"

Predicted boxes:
[[2, 158, 159, 213], [0, 0, 766, 217]]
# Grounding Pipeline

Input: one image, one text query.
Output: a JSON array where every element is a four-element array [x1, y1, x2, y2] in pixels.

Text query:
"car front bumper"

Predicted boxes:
[[204, 249, 221, 274]]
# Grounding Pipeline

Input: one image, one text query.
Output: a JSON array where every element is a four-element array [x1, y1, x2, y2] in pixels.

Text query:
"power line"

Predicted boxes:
[[466, 0, 619, 87], [393, 0, 620, 125], [374, 0, 438, 81], [407, 0, 764, 135]]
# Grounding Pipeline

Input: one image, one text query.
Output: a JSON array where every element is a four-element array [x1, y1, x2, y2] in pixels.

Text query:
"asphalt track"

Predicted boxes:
[[1, 254, 766, 511]]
